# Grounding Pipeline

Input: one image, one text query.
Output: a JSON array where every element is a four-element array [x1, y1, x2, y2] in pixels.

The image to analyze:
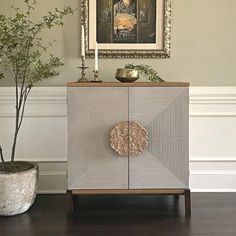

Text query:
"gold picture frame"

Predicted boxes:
[[81, 0, 171, 58]]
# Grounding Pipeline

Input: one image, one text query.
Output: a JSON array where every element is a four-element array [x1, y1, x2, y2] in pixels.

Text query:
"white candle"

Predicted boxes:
[[95, 42, 98, 71], [81, 25, 85, 57]]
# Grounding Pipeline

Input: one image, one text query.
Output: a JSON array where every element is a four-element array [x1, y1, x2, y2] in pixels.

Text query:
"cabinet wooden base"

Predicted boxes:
[[67, 189, 191, 217]]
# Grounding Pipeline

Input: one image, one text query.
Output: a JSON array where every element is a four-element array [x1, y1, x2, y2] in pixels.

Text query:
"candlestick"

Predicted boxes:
[[90, 70, 103, 83], [81, 25, 85, 57], [77, 56, 89, 83], [95, 42, 98, 71]]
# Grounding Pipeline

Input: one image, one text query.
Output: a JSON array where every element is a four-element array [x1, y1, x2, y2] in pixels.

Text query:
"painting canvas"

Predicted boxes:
[[81, 0, 171, 58], [97, 0, 157, 44]]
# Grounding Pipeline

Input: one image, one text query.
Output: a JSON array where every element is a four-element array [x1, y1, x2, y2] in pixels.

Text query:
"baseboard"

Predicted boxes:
[[36, 160, 236, 193], [38, 190, 67, 194], [191, 189, 236, 193]]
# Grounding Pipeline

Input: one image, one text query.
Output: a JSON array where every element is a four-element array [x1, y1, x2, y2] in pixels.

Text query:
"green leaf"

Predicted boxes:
[[124, 64, 165, 82], [0, 0, 75, 85]]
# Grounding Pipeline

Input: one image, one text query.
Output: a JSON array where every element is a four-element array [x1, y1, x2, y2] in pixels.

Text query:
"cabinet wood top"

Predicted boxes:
[[67, 82, 190, 87]]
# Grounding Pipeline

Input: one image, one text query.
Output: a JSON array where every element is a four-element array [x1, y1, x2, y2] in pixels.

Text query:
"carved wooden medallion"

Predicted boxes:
[[110, 121, 148, 157]]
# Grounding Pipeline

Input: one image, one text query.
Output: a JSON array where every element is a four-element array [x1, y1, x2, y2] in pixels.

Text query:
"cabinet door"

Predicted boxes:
[[68, 87, 129, 190], [129, 87, 189, 189]]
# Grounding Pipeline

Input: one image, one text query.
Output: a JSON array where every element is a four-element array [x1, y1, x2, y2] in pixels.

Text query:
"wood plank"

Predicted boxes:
[[67, 82, 190, 87], [71, 189, 186, 195], [2, 194, 236, 235]]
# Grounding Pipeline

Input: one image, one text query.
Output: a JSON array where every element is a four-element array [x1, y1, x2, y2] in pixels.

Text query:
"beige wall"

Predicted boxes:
[[0, 0, 236, 86]]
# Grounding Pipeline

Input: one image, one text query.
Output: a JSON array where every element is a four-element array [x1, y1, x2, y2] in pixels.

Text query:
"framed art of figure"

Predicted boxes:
[[81, 0, 171, 58]]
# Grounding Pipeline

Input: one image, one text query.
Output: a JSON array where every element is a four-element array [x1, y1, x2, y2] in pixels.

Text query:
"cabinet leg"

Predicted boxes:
[[73, 195, 79, 211], [184, 189, 191, 217], [67, 191, 74, 212]]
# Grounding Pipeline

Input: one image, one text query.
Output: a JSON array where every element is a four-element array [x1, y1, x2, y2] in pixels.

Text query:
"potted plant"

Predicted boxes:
[[125, 64, 165, 82], [0, 0, 74, 216]]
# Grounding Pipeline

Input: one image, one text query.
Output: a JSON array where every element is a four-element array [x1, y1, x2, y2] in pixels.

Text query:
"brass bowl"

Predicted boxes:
[[115, 68, 139, 82]]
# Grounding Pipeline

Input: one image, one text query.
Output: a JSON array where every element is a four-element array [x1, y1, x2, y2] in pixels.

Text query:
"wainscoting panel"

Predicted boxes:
[[0, 87, 236, 193]]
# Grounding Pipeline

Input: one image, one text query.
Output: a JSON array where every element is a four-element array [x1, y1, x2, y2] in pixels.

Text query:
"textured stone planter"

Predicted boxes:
[[0, 161, 39, 216]]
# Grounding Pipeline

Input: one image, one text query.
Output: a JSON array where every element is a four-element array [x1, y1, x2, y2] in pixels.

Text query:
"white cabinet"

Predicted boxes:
[[67, 82, 191, 216]]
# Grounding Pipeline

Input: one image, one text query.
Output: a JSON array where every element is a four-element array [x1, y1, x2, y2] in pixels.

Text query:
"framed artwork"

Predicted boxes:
[[81, 0, 171, 58]]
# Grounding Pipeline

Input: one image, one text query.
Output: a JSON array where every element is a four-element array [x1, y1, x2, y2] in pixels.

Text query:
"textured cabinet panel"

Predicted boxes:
[[68, 86, 189, 190], [129, 87, 189, 189], [68, 87, 129, 189]]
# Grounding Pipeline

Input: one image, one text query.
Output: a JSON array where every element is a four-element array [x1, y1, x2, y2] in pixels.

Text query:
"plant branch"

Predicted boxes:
[[2, 62, 15, 79], [125, 64, 165, 83], [0, 145, 5, 169], [0, 0, 74, 163], [15, 77, 19, 110], [10, 87, 30, 163], [11, 96, 20, 162], [18, 26, 40, 116], [18, 86, 31, 131], [0, 146, 4, 162]]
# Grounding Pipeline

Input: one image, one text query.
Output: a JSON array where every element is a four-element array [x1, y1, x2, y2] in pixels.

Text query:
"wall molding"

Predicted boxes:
[[190, 113, 236, 117], [1, 86, 236, 117], [1, 86, 236, 193], [190, 157, 236, 162], [0, 113, 67, 118], [40, 171, 67, 176], [190, 87, 236, 104], [0, 87, 66, 101]]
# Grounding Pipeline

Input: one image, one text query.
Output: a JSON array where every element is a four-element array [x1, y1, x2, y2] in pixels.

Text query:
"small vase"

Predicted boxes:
[[115, 68, 139, 82]]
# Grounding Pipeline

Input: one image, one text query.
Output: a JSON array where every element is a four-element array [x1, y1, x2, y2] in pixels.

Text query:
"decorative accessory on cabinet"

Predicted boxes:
[[110, 121, 148, 157], [91, 70, 103, 83], [125, 64, 165, 82], [90, 42, 103, 83], [77, 56, 89, 82], [115, 68, 139, 82], [78, 25, 89, 82]]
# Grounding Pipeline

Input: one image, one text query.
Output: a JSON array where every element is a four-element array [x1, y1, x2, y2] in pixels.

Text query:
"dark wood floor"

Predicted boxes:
[[0, 193, 236, 236]]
